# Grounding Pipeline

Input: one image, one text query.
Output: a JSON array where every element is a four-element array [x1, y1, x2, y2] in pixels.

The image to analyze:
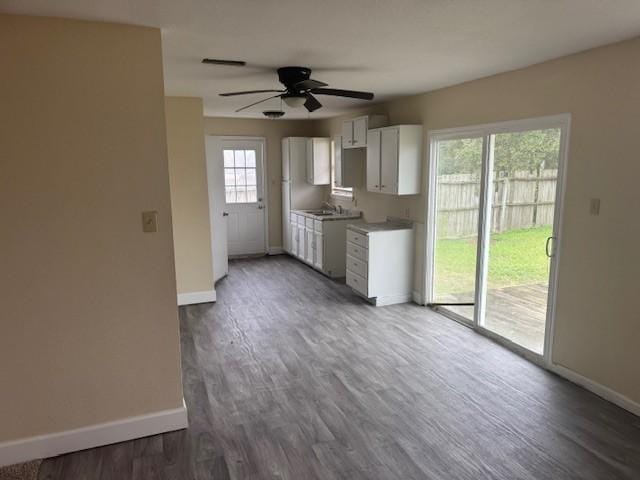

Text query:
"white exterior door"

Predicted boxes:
[[221, 139, 266, 256], [205, 136, 228, 281]]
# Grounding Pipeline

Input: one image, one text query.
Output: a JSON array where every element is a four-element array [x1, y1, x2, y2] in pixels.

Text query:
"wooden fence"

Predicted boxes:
[[436, 169, 557, 239]]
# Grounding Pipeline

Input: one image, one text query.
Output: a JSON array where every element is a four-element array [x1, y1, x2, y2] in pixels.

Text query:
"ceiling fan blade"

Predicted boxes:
[[220, 89, 284, 97], [202, 58, 246, 66], [294, 79, 328, 91], [304, 94, 322, 113], [311, 88, 374, 100], [235, 94, 283, 113]]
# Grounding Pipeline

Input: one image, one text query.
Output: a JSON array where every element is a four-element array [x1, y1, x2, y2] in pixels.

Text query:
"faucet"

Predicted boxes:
[[321, 201, 344, 214], [321, 201, 336, 212]]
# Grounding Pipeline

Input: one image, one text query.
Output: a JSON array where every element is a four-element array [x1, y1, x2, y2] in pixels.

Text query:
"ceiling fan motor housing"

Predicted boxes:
[[277, 66, 312, 89]]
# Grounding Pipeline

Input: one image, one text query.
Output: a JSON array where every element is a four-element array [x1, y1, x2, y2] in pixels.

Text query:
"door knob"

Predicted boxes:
[[222, 212, 229, 217]]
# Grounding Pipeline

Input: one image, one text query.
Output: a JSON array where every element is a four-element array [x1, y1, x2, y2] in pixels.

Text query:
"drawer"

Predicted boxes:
[[306, 217, 314, 228], [314, 220, 323, 232], [297, 215, 306, 225], [347, 229, 368, 248], [346, 254, 367, 278], [346, 270, 368, 297], [346, 241, 368, 261]]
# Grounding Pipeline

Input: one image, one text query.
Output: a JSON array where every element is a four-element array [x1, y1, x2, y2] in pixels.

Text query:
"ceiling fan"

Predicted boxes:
[[203, 60, 375, 114]]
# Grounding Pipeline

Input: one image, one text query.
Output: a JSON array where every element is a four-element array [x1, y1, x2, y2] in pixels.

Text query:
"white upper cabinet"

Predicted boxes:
[[366, 130, 381, 191], [305, 137, 330, 185], [342, 115, 387, 149], [333, 135, 361, 188], [366, 125, 423, 195]]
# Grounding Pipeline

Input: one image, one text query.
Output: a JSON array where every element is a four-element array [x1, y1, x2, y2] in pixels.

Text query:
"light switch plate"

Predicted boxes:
[[142, 211, 158, 232], [589, 198, 601, 216]]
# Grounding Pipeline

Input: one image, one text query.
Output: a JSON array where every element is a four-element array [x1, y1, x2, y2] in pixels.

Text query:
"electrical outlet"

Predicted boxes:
[[142, 211, 158, 232], [589, 198, 601, 216]]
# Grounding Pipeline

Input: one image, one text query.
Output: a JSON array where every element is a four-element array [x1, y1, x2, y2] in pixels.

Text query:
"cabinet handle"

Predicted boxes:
[[381, 185, 386, 188], [374, 185, 379, 188]]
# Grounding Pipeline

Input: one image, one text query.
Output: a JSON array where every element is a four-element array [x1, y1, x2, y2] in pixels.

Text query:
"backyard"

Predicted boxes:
[[434, 225, 552, 296]]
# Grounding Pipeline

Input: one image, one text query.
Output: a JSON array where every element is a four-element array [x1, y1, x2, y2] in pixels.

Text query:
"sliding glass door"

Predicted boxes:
[[431, 136, 484, 323], [427, 116, 568, 358]]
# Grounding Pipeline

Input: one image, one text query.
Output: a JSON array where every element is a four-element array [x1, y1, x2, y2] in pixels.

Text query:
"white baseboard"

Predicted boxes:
[[411, 290, 425, 305], [374, 293, 413, 307], [0, 402, 188, 467], [267, 246, 284, 255], [177, 289, 216, 306], [549, 363, 640, 417]]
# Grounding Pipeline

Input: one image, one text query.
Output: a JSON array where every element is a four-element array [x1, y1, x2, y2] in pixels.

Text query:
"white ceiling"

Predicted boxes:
[[3, 0, 640, 119]]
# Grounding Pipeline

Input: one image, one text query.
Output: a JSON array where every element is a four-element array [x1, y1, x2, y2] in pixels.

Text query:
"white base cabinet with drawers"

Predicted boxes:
[[289, 212, 355, 278], [346, 224, 414, 306]]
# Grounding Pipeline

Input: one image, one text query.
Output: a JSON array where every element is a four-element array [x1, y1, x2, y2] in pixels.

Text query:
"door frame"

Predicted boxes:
[[208, 135, 270, 259], [423, 114, 571, 366]]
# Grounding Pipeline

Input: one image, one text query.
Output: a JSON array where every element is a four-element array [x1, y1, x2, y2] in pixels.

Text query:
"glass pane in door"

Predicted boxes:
[[432, 137, 483, 322], [482, 128, 561, 353]]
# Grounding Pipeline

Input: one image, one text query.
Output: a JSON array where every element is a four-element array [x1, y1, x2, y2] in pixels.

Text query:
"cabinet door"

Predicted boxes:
[[342, 121, 353, 148], [306, 228, 314, 263], [305, 138, 314, 184], [290, 224, 298, 256], [380, 128, 399, 194], [353, 117, 368, 147], [334, 136, 343, 187], [314, 232, 323, 269], [366, 130, 381, 192], [298, 226, 306, 259]]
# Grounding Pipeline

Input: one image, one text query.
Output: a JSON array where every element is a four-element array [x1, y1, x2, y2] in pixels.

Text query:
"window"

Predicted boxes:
[[330, 139, 353, 199], [223, 149, 258, 203]]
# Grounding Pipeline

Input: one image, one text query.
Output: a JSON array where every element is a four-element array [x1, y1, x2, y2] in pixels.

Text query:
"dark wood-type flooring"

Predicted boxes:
[[40, 255, 640, 479]]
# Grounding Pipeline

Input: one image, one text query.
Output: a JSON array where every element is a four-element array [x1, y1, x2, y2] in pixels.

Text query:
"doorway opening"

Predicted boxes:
[[425, 115, 570, 360]]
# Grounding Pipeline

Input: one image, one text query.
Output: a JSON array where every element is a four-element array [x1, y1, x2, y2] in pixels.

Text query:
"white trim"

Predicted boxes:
[[411, 290, 424, 305], [267, 246, 284, 255], [373, 293, 413, 307], [549, 363, 640, 417], [177, 290, 216, 306], [543, 115, 571, 364], [0, 402, 188, 467]]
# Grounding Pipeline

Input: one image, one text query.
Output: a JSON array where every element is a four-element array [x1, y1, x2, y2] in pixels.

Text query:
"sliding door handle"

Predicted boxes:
[[545, 236, 555, 258]]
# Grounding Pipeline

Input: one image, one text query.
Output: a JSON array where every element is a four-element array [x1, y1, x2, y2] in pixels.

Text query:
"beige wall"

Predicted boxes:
[[165, 97, 214, 294], [0, 15, 183, 442], [318, 38, 640, 404], [204, 117, 321, 248]]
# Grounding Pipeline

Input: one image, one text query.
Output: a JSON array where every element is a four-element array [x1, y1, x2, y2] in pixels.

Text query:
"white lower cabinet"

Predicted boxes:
[[287, 212, 359, 278], [305, 228, 314, 264], [314, 232, 323, 269], [345, 224, 414, 306]]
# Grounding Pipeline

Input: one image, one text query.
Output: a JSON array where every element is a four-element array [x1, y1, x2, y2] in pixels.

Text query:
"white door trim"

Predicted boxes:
[[423, 113, 571, 367]]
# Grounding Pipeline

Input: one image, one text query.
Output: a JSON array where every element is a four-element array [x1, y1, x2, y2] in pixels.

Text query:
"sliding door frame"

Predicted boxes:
[[424, 114, 571, 366]]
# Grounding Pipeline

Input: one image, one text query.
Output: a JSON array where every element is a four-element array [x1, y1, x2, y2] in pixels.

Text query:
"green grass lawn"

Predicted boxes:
[[434, 226, 552, 296]]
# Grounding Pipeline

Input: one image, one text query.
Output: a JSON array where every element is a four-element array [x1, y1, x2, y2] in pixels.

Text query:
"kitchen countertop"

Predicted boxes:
[[347, 220, 413, 234], [292, 209, 362, 221]]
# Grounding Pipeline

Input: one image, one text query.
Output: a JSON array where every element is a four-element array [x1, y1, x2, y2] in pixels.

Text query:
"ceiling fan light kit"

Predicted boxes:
[[262, 110, 285, 119], [207, 62, 375, 114], [282, 93, 307, 108]]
